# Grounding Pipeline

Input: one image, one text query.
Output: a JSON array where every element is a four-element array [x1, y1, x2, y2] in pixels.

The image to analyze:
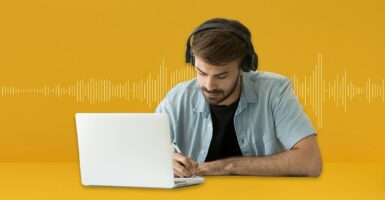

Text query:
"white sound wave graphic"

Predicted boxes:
[[291, 54, 384, 128], [1, 54, 384, 129], [0, 60, 196, 107]]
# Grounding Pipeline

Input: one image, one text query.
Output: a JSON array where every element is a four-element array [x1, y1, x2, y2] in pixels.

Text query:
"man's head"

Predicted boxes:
[[187, 18, 254, 105]]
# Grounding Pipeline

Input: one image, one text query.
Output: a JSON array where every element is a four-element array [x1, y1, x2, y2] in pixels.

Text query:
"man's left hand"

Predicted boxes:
[[195, 159, 232, 176]]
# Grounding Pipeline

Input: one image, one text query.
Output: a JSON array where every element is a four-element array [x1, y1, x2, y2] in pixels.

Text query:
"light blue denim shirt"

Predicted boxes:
[[155, 71, 317, 162]]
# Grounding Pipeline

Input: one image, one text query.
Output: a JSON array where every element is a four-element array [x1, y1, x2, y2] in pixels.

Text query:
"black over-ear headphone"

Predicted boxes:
[[185, 23, 258, 72]]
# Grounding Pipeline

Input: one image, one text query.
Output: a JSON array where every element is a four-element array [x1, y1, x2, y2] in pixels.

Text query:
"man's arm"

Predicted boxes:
[[195, 135, 322, 177]]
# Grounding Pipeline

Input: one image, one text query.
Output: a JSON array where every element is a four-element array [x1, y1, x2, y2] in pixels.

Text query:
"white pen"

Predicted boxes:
[[172, 141, 182, 153], [172, 141, 196, 177]]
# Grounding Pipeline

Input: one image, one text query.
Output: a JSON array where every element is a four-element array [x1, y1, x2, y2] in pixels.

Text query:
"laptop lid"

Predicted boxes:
[[75, 113, 175, 188]]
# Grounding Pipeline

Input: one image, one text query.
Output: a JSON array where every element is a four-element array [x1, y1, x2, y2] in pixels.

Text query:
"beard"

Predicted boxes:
[[200, 73, 241, 105]]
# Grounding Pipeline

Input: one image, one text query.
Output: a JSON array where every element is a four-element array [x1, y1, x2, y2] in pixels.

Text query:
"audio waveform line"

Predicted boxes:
[[0, 60, 196, 108], [1, 54, 384, 129], [291, 53, 384, 128]]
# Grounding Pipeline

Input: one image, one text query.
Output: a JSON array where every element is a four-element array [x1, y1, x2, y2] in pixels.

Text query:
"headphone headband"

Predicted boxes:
[[185, 22, 258, 72]]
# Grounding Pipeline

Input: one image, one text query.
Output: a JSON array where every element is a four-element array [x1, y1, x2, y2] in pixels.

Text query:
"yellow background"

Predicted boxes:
[[0, 0, 384, 199]]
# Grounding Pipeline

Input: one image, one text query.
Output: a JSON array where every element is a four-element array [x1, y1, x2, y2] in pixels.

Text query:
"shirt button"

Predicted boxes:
[[201, 150, 205, 154], [208, 124, 212, 128]]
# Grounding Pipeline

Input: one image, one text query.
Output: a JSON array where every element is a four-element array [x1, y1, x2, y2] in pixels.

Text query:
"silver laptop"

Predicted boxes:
[[75, 113, 204, 189]]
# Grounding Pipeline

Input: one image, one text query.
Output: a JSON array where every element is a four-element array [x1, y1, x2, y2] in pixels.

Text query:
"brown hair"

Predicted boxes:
[[191, 18, 251, 66]]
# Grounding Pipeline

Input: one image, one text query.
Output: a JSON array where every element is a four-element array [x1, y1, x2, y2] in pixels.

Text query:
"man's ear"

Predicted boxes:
[[238, 66, 243, 77], [238, 60, 244, 75]]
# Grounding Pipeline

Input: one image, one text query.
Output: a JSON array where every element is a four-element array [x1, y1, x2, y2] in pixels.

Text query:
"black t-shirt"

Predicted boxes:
[[205, 98, 243, 162]]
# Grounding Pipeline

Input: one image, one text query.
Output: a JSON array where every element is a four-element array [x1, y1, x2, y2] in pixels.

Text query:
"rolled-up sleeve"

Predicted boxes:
[[271, 78, 317, 150]]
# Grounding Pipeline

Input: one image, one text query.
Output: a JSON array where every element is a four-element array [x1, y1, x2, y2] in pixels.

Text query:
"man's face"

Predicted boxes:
[[194, 56, 242, 105]]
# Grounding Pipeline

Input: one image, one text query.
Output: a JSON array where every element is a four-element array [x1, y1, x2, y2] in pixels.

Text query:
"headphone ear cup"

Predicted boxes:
[[191, 56, 195, 66], [186, 52, 191, 63], [241, 56, 250, 72], [252, 53, 258, 71]]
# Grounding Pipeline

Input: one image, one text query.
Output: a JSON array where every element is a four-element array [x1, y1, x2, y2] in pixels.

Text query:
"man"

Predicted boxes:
[[155, 18, 322, 177]]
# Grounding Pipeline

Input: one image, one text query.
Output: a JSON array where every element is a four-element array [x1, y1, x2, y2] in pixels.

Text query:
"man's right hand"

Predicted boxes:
[[172, 153, 198, 178]]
